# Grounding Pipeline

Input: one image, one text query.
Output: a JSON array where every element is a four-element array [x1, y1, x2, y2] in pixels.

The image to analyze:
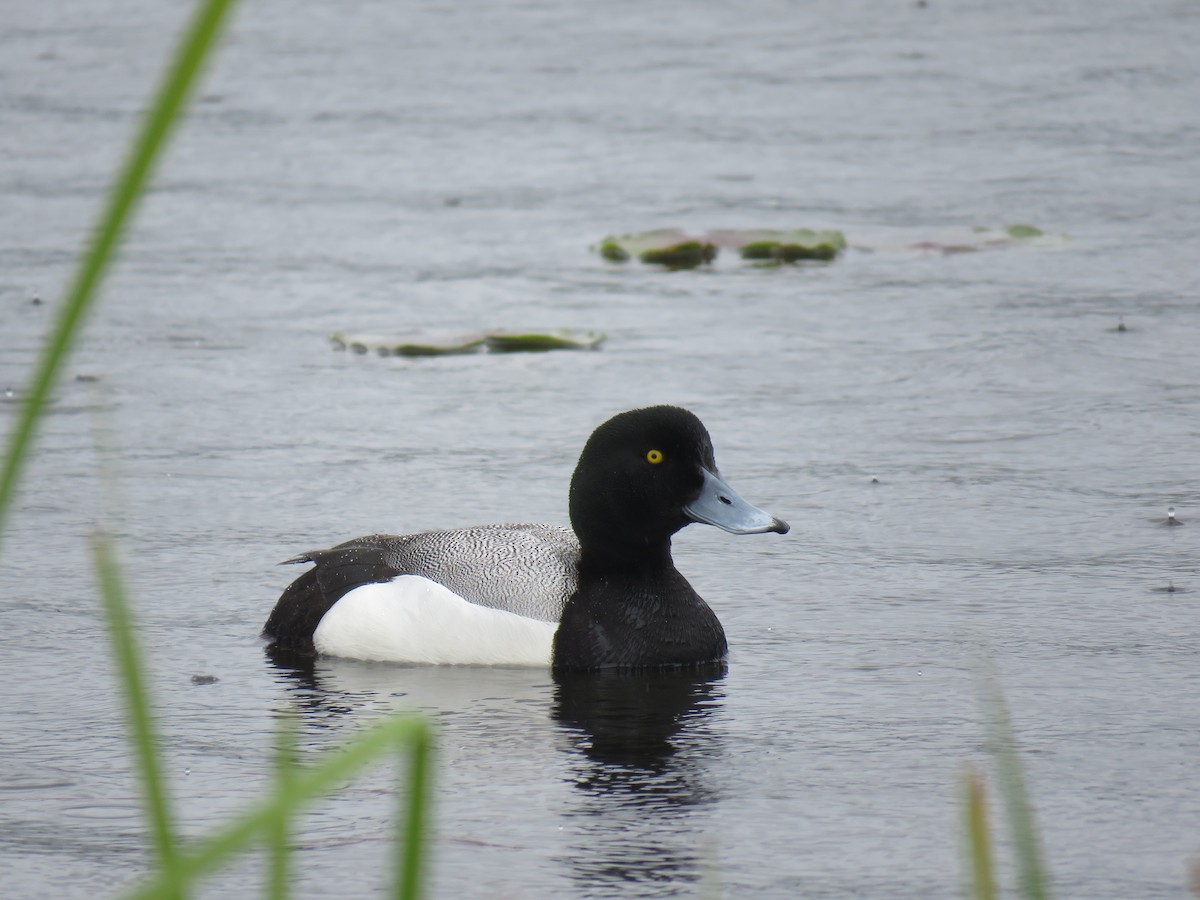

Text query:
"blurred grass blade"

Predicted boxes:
[[396, 724, 432, 900], [124, 715, 432, 900], [268, 717, 297, 900], [91, 529, 179, 887], [963, 766, 996, 900], [978, 666, 1051, 900], [0, 0, 238, 550], [698, 837, 721, 900]]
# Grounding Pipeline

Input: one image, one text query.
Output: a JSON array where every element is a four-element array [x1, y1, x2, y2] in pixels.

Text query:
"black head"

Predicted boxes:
[[568, 406, 786, 563], [556, 406, 788, 671]]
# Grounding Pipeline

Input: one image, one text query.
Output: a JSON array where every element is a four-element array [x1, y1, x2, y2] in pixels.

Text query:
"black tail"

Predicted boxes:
[[262, 542, 402, 653]]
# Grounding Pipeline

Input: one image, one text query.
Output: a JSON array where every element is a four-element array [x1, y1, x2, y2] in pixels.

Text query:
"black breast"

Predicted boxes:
[[551, 563, 727, 671]]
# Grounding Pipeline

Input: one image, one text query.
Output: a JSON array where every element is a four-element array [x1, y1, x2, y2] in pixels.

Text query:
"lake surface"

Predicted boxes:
[[2, 0, 1198, 897]]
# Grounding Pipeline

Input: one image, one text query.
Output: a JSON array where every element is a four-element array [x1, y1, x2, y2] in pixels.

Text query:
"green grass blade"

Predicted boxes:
[[396, 724, 432, 900], [268, 717, 298, 900], [962, 766, 996, 900], [124, 715, 432, 900], [91, 529, 179, 889], [978, 667, 1051, 900], [0, 0, 238, 550]]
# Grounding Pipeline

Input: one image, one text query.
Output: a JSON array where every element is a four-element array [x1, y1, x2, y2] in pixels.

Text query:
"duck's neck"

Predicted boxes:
[[576, 537, 675, 579]]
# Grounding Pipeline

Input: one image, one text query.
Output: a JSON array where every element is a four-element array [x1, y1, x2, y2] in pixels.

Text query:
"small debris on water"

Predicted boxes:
[[1152, 581, 1186, 594], [190, 674, 219, 685]]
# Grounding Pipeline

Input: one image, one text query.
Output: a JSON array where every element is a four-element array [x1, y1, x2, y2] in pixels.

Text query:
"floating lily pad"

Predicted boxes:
[[716, 227, 847, 252], [595, 230, 718, 269], [779, 242, 839, 262], [910, 241, 980, 255], [595, 227, 845, 268], [484, 329, 605, 352], [735, 230, 845, 263], [594, 228, 691, 259], [595, 223, 1062, 268], [739, 241, 780, 261], [330, 332, 486, 357], [638, 241, 718, 269], [331, 330, 604, 356], [913, 224, 1065, 254], [597, 239, 631, 263]]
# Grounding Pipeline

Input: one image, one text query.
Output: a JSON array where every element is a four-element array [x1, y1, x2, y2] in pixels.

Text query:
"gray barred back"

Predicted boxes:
[[333, 523, 580, 623]]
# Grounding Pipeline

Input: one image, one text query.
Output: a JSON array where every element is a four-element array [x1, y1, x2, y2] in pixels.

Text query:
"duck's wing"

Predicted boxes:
[[263, 523, 579, 653]]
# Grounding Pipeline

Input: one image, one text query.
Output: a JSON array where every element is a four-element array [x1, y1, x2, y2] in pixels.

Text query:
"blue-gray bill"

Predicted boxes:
[[684, 468, 790, 535]]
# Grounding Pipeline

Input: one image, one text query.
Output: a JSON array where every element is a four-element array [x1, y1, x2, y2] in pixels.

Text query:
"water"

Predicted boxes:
[[2, 0, 1198, 896]]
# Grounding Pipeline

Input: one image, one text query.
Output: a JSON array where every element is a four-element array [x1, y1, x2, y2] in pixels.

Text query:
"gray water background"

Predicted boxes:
[[2, 0, 1198, 897]]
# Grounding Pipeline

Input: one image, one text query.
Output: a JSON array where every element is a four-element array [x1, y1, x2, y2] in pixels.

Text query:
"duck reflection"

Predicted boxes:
[[553, 663, 726, 766], [264, 643, 363, 725], [264, 643, 555, 733], [266, 647, 730, 894], [552, 664, 727, 894]]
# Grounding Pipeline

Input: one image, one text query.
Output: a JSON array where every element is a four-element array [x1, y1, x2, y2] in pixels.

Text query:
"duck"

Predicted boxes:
[[263, 405, 789, 671]]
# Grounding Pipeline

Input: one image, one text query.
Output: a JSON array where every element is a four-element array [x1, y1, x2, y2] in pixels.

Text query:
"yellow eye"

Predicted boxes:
[[646, 449, 664, 464]]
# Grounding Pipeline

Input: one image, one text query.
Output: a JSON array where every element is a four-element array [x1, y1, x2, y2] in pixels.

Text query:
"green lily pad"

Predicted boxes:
[[597, 239, 631, 263], [779, 242, 839, 262], [597, 228, 846, 268], [1003, 224, 1044, 239], [739, 241, 781, 261], [909, 224, 1065, 255], [595, 228, 690, 258], [594, 230, 717, 268], [332, 330, 605, 356], [722, 228, 847, 261], [737, 235, 843, 263], [910, 241, 979, 255], [638, 241, 718, 269], [330, 332, 486, 357], [484, 329, 606, 352]]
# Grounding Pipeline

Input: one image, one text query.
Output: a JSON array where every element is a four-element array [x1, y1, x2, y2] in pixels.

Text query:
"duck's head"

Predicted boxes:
[[568, 406, 789, 561]]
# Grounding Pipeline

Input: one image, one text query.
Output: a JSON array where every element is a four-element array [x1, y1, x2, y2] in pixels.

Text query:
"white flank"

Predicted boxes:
[[313, 575, 557, 666]]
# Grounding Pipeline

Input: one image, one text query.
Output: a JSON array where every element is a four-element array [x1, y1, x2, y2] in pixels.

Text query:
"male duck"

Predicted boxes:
[[263, 405, 788, 671]]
